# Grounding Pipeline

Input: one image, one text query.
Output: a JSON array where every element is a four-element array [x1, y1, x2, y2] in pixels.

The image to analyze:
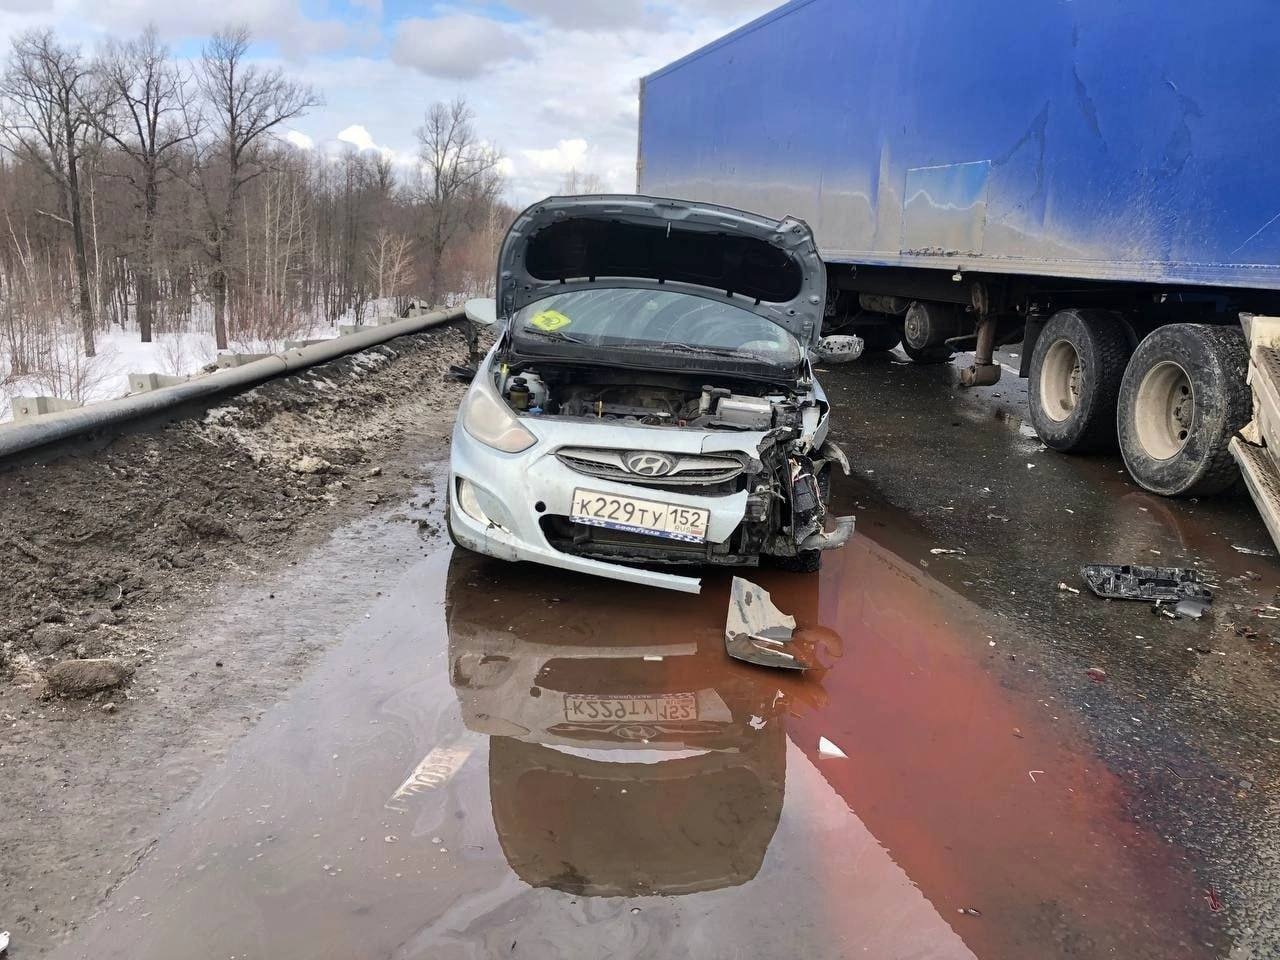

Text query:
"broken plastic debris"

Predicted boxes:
[[724, 576, 807, 670], [958, 907, 983, 918], [1232, 544, 1276, 557], [1057, 582, 1080, 594], [1174, 598, 1210, 620], [1080, 564, 1212, 603], [818, 736, 848, 759], [930, 548, 966, 557], [0, 930, 8, 954], [748, 715, 767, 730]]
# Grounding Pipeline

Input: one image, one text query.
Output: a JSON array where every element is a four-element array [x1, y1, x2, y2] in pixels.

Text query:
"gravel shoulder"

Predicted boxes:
[[0, 325, 472, 953]]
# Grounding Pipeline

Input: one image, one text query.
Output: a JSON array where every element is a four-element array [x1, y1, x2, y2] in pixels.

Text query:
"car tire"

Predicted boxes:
[[1116, 323, 1250, 497], [1027, 308, 1131, 452], [773, 549, 822, 573]]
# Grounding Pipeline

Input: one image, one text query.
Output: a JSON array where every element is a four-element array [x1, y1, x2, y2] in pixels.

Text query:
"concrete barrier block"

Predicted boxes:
[[12, 396, 81, 421], [128, 372, 189, 393]]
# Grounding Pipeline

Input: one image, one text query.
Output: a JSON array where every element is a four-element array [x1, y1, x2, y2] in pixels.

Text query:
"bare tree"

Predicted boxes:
[[415, 98, 503, 306], [0, 30, 104, 355], [195, 25, 320, 349], [97, 26, 198, 342], [561, 167, 606, 194], [365, 227, 414, 314]]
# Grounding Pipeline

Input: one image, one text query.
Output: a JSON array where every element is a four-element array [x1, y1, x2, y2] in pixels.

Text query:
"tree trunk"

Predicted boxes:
[[65, 148, 96, 357], [212, 265, 228, 350], [137, 175, 159, 343]]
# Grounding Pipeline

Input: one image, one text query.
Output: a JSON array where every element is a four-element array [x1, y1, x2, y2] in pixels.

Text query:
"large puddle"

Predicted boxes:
[[50, 526, 1221, 959]]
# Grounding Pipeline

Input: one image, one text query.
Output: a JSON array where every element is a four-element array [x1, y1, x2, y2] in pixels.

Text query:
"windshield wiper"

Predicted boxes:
[[662, 343, 762, 360], [518, 329, 587, 345]]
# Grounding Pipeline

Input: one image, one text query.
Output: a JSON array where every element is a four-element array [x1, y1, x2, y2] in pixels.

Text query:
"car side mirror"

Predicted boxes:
[[815, 334, 865, 364], [464, 298, 497, 325]]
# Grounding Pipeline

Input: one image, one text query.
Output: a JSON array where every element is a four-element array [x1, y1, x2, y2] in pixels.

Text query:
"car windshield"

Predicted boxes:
[[511, 288, 801, 366]]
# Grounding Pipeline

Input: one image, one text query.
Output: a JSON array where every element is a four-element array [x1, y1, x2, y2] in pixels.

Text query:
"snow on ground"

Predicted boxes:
[[0, 303, 408, 424]]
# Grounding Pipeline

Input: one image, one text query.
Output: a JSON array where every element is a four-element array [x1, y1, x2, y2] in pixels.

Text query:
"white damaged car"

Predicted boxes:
[[447, 194, 854, 593]]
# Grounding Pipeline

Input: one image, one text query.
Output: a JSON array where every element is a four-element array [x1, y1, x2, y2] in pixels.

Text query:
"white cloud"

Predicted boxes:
[[391, 13, 531, 79], [520, 138, 589, 174], [7, 2, 776, 204], [337, 124, 382, 154]]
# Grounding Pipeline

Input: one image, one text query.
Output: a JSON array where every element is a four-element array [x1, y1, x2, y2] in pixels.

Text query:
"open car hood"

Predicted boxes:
[[496, 194, 827, 347]]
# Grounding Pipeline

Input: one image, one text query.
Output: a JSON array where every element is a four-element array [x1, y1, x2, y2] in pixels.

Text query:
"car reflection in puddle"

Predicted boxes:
[[445, 549, 837, 898]]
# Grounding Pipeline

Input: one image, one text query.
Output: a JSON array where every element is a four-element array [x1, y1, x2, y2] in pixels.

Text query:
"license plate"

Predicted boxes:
[[570, 488, 710, 542], [563, 693, 698, 722]]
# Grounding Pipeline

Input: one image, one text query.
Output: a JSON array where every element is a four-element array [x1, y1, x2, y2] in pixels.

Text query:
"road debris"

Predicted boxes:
[[1028, 770, 1045, 783], [724, 577, 807, 670], [45, 658, 133, 697], [1058, 582, 1081, 594], [930, 548, 966, 557], [818, 736, 848, 759], [1086, 667, 1107, 683], [0, 930, 8, 955], [957, 908, 983, 918], [1080, 564, 1213, 603], [1232, 544, 1276, 557], [1174, 598, 1210, 620]]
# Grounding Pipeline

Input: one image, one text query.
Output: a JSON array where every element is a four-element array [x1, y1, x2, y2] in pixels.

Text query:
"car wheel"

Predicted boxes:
[[1117, 323, 1250, 497], [773, 549, 822, 573], [1027, 308, 1132, 452]]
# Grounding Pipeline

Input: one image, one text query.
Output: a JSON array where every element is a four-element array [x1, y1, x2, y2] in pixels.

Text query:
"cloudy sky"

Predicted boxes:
[[0, 0, 778, 204]]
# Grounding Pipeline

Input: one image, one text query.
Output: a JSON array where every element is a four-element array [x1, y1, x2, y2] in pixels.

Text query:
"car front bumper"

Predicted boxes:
[[448, 418, 763, 594]]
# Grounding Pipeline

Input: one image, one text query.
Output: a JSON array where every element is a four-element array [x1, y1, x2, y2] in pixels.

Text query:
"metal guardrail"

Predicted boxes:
[[0, 307, 466, 461]]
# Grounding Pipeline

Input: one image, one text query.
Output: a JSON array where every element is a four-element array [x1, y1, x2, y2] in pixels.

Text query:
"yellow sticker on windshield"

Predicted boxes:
[[529, 309, 571, 332]]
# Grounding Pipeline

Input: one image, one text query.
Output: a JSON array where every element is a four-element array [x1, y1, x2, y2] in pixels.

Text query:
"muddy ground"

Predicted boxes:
[[2, 339, 1280, 959], [0, 325, 473, 951]]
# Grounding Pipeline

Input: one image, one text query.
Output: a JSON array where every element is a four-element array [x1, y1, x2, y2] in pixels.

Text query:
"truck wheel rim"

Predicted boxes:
[[1039, 339, 1082, 422], [1134, 361, 1193, 460]]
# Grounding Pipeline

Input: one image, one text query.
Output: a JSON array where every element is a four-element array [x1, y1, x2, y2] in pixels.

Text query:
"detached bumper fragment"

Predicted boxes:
[[724, 576, 809, 670]]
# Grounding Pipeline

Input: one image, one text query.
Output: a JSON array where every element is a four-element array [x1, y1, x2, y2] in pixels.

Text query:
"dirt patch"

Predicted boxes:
[[0, 325, 480, 954], [0, 326, 471, 694]]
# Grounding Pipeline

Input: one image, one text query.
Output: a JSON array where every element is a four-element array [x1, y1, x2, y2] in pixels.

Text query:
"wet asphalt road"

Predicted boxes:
[[47, 347, 1280, 960]]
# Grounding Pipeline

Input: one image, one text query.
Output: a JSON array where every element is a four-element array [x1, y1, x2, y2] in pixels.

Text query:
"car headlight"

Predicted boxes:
[[461, 374, 537, 453]]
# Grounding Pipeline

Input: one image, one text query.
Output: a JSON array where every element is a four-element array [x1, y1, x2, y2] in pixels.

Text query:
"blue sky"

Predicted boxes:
[[0, 0, 776, 203]]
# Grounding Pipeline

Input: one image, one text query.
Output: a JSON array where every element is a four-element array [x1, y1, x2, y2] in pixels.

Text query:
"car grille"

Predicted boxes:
[[555, 448, 745, 487]]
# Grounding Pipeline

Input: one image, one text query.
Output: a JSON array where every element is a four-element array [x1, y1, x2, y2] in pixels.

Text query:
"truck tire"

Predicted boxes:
[[860, 323, 902, 353], [902, 301, 957, 364], [1116, 324, 1250, 497], [1027, 308, 1131, 452]]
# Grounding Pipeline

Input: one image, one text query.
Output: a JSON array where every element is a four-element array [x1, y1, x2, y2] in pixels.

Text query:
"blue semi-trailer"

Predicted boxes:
[[637, 0, 1280, 510]]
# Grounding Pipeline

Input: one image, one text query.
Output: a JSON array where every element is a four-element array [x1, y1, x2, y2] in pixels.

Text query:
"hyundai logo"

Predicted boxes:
[[624, 451, 676, 477]]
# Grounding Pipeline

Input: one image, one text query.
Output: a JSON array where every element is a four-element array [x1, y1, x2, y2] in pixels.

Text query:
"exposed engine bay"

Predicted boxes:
[[492, 360, 853, 569], [499, 364, 802, 432]]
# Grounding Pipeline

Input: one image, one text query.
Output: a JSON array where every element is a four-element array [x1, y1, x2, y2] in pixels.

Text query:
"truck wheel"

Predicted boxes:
[[860, 324, 901, 353], [1117, 324, 1249, 497], [1027, 309, 1131, 452], [902, 301, 958, 364]]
